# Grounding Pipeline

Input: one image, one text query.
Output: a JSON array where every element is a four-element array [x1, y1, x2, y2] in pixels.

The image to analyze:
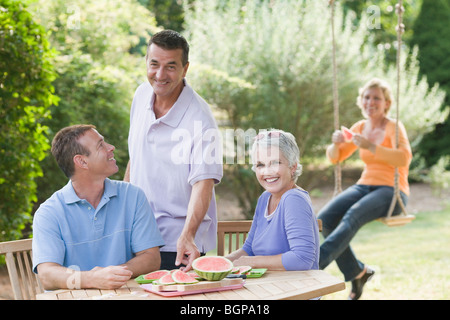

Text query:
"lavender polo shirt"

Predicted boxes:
[[128, 80, 223, 253]]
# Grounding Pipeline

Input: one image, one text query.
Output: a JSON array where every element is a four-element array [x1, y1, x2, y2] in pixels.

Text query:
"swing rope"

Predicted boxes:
[[329, 0, 342, 196], [328, 0, 412, 224], [386, 0, 408, 219]]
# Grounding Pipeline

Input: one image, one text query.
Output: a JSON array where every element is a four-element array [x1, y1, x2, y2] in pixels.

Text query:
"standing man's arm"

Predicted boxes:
[[176, 179, 214, 270]]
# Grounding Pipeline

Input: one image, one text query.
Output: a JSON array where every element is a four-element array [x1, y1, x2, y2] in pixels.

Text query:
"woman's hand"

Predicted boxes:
[[326, 130, 344, 161], [331, 130, 345, 144], [352, 134, 376, 153], [232, 255, 254, 267]]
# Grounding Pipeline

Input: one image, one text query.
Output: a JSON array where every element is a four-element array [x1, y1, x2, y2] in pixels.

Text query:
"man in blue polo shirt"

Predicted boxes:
[[32, 125, 164, 290]]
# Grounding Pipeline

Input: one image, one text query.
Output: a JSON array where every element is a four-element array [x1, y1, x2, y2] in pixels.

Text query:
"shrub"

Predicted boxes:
[[27, 0, 160, 204], [0, 0, 58, 240], [184, 0, 446, 217]]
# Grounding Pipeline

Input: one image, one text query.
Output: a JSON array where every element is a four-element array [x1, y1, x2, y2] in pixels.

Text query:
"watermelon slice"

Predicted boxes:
[[231, 267, 240, 274], [157, 273, 176, 285], [341, 126, 354, 143], [171, 270, 199, 284], [237, 266, 252, 275], [192, 256, 233, 281], [187, 270, 203, 280], [231, 266, 252, 275], [143, 270, 170, 280]]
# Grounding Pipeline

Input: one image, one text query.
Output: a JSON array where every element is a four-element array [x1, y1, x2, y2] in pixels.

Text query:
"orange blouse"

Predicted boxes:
[[327, 119, 412, 196]]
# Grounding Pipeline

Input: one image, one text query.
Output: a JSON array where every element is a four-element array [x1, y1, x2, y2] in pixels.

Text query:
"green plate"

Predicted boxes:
[[245, 268, 267, 278], [134, 275, 157, 284]]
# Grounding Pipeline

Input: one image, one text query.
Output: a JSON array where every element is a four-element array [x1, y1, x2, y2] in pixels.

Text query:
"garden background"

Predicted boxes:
[[1, 0, 449, 299]]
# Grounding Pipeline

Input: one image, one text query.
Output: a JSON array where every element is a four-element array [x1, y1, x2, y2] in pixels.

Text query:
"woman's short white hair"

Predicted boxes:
[[251, 128, 303, 183]]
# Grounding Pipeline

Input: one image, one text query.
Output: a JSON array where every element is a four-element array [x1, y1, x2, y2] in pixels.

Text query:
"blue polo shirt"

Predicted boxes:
[[32, 179, 164, 273]]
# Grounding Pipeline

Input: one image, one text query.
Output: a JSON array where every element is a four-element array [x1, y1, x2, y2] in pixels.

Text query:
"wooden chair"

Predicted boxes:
[[217, 219, 323, 256], [0, 239, 43, 300], [317, 218, 322, 232], [217, 220, 252, 256]]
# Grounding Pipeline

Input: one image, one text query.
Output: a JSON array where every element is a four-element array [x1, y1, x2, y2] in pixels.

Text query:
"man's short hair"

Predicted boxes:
[[147, 29, 189, 66], [51, 124, 96, 178]]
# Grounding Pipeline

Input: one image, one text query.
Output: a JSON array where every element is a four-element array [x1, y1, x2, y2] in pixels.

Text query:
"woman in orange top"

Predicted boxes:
[[318, 78, 412, 300]]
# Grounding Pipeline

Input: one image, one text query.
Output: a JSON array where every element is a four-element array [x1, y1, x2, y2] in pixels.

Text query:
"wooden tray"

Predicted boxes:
[[140, 278, 244, 297]]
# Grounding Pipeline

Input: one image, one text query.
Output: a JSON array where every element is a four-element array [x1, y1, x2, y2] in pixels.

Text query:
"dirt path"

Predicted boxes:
[[216, 182, 450, 220]]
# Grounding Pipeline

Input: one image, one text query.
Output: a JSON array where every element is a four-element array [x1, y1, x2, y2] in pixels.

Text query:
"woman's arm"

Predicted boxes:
[[326, 130, 358, 164], [374, 122, 412, 167], [280, 194, 319, 270], [356, 121, 412, 167], [231, 253, 285, 270]]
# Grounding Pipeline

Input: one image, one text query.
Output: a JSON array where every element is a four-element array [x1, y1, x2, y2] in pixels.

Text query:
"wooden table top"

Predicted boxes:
[[36, 269, 345, 300]]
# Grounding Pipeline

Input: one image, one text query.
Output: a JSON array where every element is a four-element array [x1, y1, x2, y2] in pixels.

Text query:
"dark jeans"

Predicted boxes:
[[317, 184, 408, 281], [160, 251, 206, 270]]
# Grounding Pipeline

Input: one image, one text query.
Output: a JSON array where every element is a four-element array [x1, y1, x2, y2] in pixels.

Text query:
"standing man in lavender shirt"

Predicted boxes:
[[125, 30, 223, 271]]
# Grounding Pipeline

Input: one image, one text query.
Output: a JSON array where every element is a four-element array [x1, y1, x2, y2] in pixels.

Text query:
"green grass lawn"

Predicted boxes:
[[321, 208, 450, 300], [209, 207, 449, 299]]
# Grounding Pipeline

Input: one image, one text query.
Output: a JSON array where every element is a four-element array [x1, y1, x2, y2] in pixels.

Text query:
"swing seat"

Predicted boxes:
[[377, 214, 415, 227]]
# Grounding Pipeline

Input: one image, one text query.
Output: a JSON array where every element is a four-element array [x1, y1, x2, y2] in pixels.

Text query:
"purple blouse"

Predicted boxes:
[[242, 188, 320, 270]]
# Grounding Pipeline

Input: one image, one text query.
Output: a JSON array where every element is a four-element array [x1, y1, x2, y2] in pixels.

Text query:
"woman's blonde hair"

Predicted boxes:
[[356, 78, 393, 117]]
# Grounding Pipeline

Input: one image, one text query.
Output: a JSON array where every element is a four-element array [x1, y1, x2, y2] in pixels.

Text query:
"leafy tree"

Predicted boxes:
[[342, 0, 422, 64], [411, 0, 450, 166], [0, 0, 58, 240], [26, 0, 160, 204], [184, 0, 446, 217], [138, 0, 186, 31]]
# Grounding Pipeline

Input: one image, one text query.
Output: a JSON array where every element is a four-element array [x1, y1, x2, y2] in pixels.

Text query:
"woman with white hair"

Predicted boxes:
[[226, 129, 320, 271]]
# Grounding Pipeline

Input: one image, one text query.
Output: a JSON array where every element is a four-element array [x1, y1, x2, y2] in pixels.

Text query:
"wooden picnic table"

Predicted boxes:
[[36, 269, 344, 300]]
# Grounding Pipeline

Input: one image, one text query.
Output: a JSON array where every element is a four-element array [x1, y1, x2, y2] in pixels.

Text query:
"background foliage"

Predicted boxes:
[[0, 0, 449, 238], [138, 0, 186, 32], [184, 0, 447, 216], [0, 0, 58, 241], [411, 0, 450, 166], [341, 0, 423, 64], [27, 0, 160, 205]]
